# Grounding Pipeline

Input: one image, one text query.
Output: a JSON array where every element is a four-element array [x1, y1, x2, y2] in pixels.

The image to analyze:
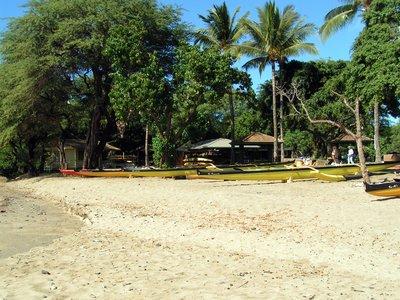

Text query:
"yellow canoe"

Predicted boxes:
[[365, 181, 400, 197], [59, 161, 294, 178], [61, 168, 198, 178], [189, 162, 397, 182]]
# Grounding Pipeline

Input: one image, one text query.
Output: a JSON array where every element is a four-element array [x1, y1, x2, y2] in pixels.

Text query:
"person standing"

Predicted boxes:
[[331, 146, 339, 164], [347, 146, 355, 164]]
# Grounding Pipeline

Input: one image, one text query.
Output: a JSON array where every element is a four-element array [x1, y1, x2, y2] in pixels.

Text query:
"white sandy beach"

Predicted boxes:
[[1, 175, 400, 299]]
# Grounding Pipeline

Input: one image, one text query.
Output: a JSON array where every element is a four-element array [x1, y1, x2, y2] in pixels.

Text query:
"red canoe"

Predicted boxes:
[[60, 169, 82, 176]]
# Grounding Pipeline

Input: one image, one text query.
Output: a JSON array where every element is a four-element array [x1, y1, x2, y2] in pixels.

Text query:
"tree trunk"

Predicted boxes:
[[27, 137, 37, 176], [355, 98, 370, 183], [58, 139, 67, 169], [229, 91, 235, 164], [83, 104, 102, 169], [271, 62, 278, 162], [279, 92, 284, 162], [39, 144, 46, 173], [145, 125, 149, 167], [82, 71, 115, 170], [373, 101, 381, 162]]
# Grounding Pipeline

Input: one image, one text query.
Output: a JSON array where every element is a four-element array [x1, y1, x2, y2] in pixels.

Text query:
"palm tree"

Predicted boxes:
[[319, 0, 372, 41], [320, 0, 382, 163], [196, 2, 245, 54], [240, 1, 317, 162], [196, 2, 246, 163]]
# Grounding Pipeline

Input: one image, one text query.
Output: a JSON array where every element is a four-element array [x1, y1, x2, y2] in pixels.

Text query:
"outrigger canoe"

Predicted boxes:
[[59, 160, 293, 178], [365, 180, 400, 197], [60, 168, 198, 178], [188, 162, 397, 182]]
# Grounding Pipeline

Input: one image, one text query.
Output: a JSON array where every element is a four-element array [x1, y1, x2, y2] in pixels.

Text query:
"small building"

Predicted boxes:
[[234, 132, 283, 163], [177, 138, 234, 165], [46, 139, 121, 170], [331, 134, 373, 144], [330, 133, 373, 161], [178, 133, 283, 165]]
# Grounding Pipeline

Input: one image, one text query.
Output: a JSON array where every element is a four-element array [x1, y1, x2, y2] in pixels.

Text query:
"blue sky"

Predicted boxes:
[[0, 0, 364, 90]]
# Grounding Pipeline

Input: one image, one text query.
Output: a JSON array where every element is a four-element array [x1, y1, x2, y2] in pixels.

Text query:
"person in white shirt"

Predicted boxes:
[[347, 147, 355, 164]]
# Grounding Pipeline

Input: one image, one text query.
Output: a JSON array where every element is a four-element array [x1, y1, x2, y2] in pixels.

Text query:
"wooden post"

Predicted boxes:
[[145, 125, 149, 167]]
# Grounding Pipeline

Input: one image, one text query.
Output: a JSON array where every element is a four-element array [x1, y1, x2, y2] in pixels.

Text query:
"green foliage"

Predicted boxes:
[[151, 134, 175, 168], [234, 110, 265, 139], [363, 143, 376, 161], [0, 146, 18, 177], [1, 0, 398, 171], [347, 0, 400, 114], [110, 38, 252, 166], [0, 0, 184, 172], [278, 60, 350, 157], [284, 130, 314, 157], [382, 124, 400, 153], [0, 22, 67, 174]]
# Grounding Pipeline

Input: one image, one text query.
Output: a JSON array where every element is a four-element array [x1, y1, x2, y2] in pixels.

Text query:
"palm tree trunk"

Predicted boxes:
[[271, 62, 278, 162], [355, 98, 370, 183], [279, 92, 284, 162], [373, 101, 381, 162], [145, 125, 149, 167], [229, 91, 235, 164]]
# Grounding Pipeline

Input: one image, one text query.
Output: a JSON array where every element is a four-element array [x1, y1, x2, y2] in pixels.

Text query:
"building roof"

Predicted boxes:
[[190, 138, 233, 150], [331, 134, 372, 143], [240, 132, 283, 144], [177, 137, 262, 152]]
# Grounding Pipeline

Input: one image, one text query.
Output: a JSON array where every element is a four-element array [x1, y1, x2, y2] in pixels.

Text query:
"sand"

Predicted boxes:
[[0, 175, 400, 299], [0, 185, 81, 260]]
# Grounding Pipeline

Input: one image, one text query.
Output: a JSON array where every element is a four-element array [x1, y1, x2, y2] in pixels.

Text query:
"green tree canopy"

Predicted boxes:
[[0, 0, 184, 171], [347, 0, 400, 114], [109, 40, 252, 166]]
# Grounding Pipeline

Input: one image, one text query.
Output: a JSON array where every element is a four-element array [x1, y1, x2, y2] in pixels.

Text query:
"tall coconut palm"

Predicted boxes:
[[320, 0, 382, 163], [196, 2, 246, 163], [196, 2, 245, 54], [240, 1, 317, 162]]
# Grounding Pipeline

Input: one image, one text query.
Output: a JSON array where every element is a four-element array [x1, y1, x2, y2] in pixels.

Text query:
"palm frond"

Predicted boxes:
[[231, 11, 249, 43], [320, 3, 360, 41], [196, 2, 245, 53], [240, 18, 265, 46], [194, 30, 221, 48], [283, 42, 318, 58], [242, 56, 269, 75], [236, 42, 265, 57], [240, 1, 317, 73]]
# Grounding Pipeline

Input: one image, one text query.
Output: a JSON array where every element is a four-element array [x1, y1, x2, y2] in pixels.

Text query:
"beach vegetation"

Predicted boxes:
[[0, 0, 398, 176]]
